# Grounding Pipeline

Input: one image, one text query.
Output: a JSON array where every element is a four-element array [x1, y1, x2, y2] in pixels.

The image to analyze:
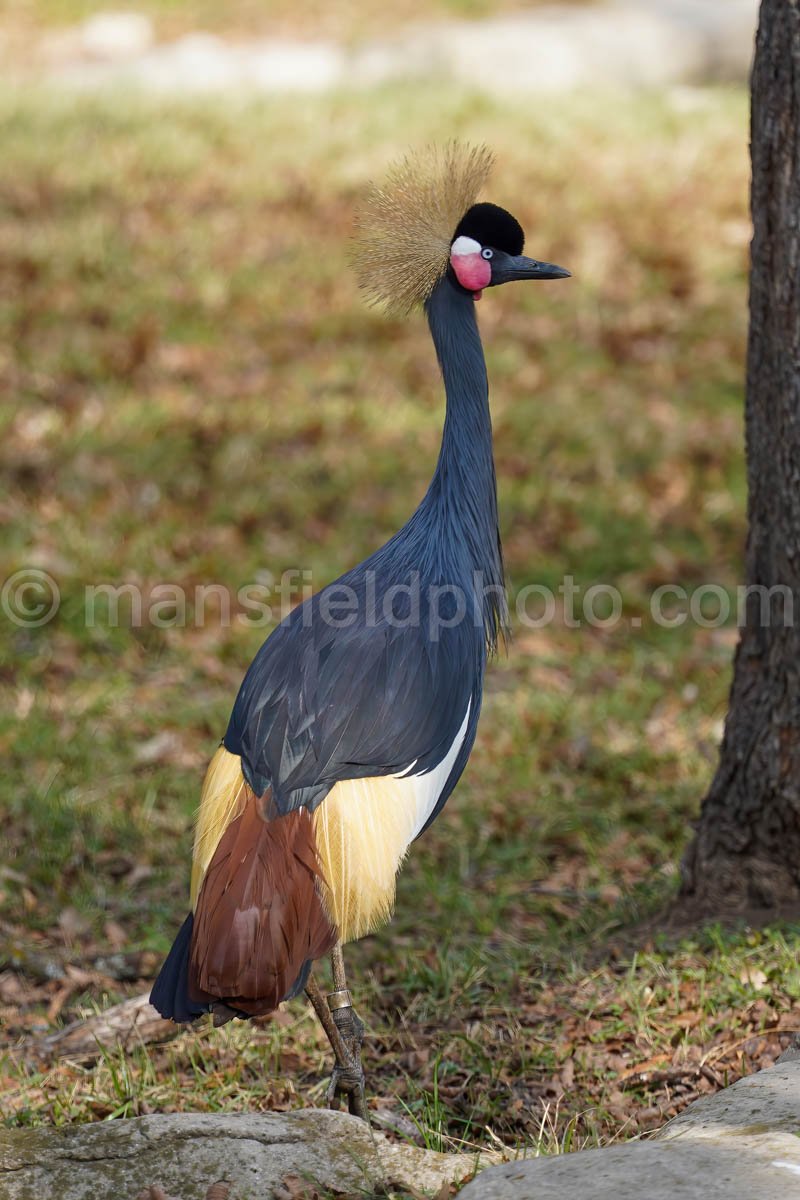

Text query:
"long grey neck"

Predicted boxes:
[[421, 277, 506, 647]]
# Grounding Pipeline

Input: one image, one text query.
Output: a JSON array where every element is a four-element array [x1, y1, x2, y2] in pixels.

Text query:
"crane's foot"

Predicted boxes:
[[327, 989, 367, 1120], [325, 1059, 367, 1118]]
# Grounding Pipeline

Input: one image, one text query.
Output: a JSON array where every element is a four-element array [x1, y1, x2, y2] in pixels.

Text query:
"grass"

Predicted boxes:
[[2, 79, 798, 1159]]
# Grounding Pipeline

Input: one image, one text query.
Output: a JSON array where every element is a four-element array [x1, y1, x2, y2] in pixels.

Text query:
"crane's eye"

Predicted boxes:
[[481, 247, 494, 260]]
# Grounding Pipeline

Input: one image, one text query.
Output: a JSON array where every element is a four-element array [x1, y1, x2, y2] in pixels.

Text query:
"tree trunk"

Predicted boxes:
[[680, 0, 800, 915]]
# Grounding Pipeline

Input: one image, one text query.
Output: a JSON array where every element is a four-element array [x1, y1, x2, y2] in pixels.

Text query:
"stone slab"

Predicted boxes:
[[459, 1135, 800, 1199], [0, 1109, 482, 1200], [660, 1057, 800, 1142], [459, 1059, 800, 1200], [28, 1, 760, 95]]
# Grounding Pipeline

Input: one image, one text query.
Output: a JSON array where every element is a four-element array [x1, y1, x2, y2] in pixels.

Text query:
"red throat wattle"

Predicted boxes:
[[450, 250, 491, 299]]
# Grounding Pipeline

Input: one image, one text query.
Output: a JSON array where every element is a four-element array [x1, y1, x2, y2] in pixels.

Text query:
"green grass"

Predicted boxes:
[[2, 81, 796, 1154]]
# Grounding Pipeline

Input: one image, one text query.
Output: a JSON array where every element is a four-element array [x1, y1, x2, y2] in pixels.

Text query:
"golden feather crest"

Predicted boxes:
[[352, 142, 494, 317]]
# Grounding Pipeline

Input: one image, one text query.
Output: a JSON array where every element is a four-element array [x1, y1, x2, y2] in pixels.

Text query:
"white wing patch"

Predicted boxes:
[[402, 702, 472, 839]]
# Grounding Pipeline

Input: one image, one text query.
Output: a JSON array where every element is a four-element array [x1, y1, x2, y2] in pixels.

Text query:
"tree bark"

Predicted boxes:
[[680, 0, 800, 914]]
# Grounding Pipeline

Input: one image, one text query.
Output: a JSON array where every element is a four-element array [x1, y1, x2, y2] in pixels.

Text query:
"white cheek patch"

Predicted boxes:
[[451, 235, 482, 257]]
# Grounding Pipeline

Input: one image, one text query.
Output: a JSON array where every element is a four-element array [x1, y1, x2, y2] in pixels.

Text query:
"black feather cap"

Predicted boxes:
[[452, 202, 525, 256]]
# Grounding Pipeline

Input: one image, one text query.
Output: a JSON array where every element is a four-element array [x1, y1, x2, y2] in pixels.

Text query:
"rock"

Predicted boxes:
[[459, 1059, 800, 1199], [247, 40, 345, 93], [129, 35, 244, 93], [3, 1056, 798, 1198], [51, 35, 346, 95], [637, 0, 759, 80], [777, 1036, 800, 1064], [395, 9, 705, 95], [0, 1109, 482, 1200], [458, 1135, 800, 1199], [383, 0, 760, 95], [38, 1, 759, 95], [80, 12, 154, 60], [659, 1058, 800, 1141]]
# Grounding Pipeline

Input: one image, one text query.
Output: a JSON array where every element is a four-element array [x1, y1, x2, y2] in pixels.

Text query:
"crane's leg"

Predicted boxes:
[[305, 945, 367, 1122], [329, 942, 366, 1100]]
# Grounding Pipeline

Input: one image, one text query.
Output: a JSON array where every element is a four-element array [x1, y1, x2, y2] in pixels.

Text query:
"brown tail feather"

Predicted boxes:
[[189, 788, 336, 1016]]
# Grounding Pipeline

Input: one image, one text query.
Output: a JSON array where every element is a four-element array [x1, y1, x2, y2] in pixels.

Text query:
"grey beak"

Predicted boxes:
[[494, 255, 571, 283]]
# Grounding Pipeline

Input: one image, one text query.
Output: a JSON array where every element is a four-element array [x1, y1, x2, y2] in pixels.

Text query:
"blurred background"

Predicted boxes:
[[5, 0, 794, 1162]]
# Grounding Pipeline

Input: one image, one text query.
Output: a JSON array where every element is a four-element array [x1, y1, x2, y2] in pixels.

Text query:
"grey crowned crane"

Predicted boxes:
[[150, 144, 570, 1119]]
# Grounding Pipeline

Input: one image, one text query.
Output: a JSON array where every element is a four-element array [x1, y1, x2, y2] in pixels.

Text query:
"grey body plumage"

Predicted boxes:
[[225, 277, 502, 824]]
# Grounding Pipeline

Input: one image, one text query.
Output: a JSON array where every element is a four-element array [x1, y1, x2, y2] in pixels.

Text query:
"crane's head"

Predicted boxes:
[[353, 142, 569, 316], [449, 201, 570, 301]]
